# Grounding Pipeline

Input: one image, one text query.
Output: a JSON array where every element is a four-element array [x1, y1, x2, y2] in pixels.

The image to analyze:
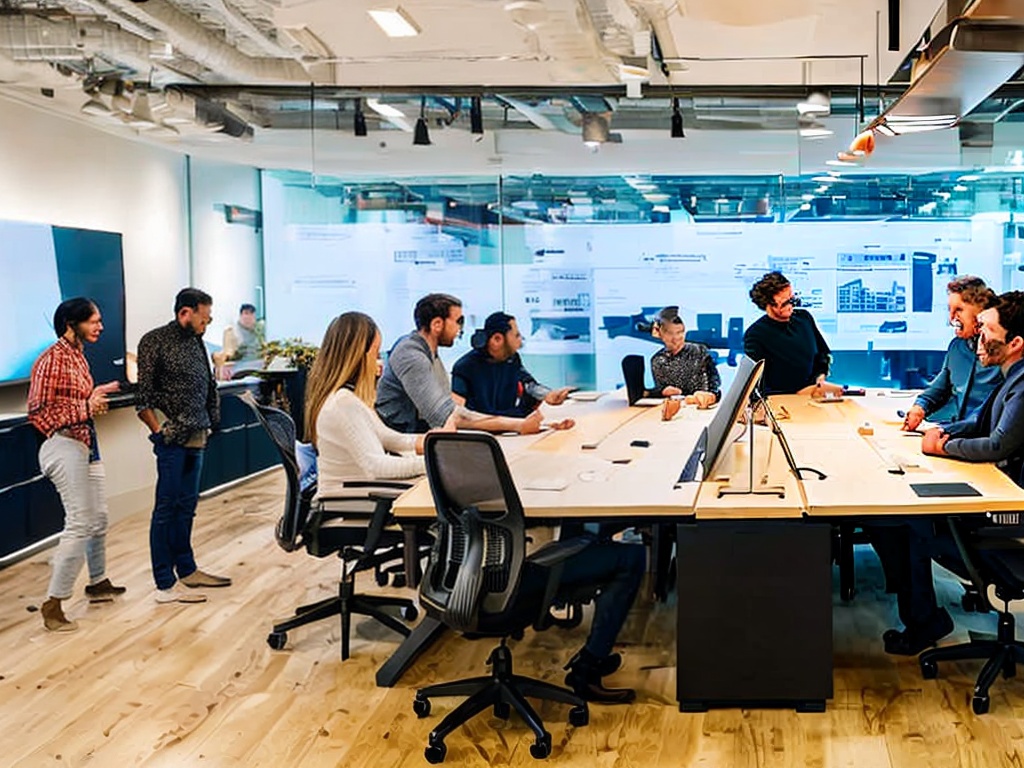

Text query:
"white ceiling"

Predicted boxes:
[[0, 0, 1013, 175]]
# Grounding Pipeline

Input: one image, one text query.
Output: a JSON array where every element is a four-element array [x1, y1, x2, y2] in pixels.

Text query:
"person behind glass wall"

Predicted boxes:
[[136, 287, 228, 604], [28, 298, 126, 632], [213, 302, 265, 380], [450, 311, 574, 428], [375, 293, 555, 436], [742, 271, 844, 396], [649, 307, 720, 409], [902, 276, 1001, 430]]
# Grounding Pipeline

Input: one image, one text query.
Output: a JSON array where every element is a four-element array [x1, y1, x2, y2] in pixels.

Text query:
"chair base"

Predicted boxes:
[[919, 610, 1024, 714], [267, 579, 416, 661], [413, 643, 588, 763]]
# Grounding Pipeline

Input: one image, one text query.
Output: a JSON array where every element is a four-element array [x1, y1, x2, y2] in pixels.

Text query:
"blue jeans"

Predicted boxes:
[[149, 437, 204, 589]]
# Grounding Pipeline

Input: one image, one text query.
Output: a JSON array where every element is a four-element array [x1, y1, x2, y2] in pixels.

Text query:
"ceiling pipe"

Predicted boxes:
[[99, 0, 326, 84]]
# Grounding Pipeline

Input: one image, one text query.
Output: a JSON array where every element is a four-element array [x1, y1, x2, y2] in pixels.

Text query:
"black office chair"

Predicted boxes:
[[621, 354, 647, 405], [412, 432, 589, 763], [919, 514, 1024, 714], [241, 392, 421, 661]]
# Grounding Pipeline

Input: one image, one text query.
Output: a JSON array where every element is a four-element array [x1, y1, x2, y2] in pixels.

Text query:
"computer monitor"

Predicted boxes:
[[703, 355, 765, 479], [677, 355, 764, 484]]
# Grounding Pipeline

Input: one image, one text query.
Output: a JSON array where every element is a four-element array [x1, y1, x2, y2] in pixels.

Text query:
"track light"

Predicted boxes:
[[581, 112, 610, 148], [413, 96, 431, 145], [470, 96, 483, 135], [354, 99, 367, 136], [671, 98, 684, 138]]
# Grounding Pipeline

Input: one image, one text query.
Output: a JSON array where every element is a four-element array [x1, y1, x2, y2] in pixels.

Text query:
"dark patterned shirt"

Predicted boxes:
[[136, 320, 219, 446], [650, 343, 721, 399]]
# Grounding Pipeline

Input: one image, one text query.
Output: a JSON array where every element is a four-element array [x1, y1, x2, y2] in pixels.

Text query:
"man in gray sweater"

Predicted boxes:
[[376, 293, 559, 435]]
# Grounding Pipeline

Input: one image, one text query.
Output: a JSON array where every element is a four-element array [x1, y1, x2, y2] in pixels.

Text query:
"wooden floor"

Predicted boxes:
[[3, 471, 1024, 767]]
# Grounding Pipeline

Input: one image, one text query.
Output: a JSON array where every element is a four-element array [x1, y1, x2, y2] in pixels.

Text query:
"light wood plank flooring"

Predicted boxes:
[[2, 470, 1024, 766]]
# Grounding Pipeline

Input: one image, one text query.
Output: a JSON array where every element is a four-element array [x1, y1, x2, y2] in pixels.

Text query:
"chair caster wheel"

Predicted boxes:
[[972, 695, 990, 715], [401, 604, 419, 622], [493, 702, 510, 719], [424, 740, 447, 764], [530, 733, 552, 759], [920, 660, 938, 679], [375, 569, 389, 587], [413, 696, 431, 718], [392, 573, 407, 589], [568, 704, 589, 727], [267, 631, 287, 650]]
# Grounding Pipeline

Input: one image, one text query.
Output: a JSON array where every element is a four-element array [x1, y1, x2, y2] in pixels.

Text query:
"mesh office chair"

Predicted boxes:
[[412, 432, 589, 763], [241, 392, 421, 661], [919, 514, 1024, 715]]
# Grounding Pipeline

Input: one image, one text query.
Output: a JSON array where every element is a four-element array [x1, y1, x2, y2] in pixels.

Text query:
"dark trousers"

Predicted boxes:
[[867, 518, 965, 630], [149, 440, 204, 589], [557, 541, 646, 658]]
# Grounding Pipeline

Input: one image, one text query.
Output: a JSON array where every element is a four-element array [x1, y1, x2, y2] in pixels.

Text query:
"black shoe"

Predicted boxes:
[[564, 650, 621, 677], [883, 609, 954, 655], [564, 649, 635, 705]]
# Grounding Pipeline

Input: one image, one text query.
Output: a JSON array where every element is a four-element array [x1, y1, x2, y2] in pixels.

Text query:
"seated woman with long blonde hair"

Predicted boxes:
[[305, 312, 448, 495]]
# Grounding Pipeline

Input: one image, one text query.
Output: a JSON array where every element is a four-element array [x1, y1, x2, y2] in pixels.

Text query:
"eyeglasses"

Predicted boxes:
[[777, 295, 802, 308], [455, 315, 465, 327]]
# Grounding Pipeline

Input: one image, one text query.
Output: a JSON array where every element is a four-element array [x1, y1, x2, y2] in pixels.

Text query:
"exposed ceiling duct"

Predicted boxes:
[[0, 14, 176, 79], [96, 0, 329, 84], [868, 3, 1024, 136]]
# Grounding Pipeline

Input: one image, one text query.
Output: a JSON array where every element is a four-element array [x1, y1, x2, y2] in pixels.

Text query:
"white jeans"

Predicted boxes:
[[38, 433, 109, 599]]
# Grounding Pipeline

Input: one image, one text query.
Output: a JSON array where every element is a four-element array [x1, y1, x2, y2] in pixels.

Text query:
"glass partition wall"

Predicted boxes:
[[261, 169, 1024, 393]]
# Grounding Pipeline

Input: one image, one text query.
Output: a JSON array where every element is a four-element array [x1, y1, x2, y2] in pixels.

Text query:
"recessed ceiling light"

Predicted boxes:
[[368, 7, 421, 38]]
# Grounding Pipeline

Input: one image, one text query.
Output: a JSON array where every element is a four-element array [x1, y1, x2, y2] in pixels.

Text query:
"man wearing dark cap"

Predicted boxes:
[[451, 311, 574, 418]]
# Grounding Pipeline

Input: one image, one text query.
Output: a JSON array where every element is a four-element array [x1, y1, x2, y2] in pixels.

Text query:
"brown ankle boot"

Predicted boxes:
[[41, 597, 78, 632], [85, 578, 127, 603]]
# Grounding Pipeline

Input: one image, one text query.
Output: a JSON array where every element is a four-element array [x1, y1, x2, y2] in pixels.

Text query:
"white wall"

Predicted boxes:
[[0, 96, 190, 520], [188, 159, 263, 337]]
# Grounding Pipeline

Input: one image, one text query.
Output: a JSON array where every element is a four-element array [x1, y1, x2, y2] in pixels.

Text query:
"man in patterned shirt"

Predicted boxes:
[[137, 288, 228, 604], [649, 307, 721, 409]]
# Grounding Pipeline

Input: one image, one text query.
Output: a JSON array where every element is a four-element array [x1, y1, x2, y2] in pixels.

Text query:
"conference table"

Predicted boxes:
[[380, 388, 1024, 711]]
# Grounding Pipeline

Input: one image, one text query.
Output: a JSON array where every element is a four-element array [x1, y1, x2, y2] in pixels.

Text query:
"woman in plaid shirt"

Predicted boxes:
[[27, 298, 125, 632]]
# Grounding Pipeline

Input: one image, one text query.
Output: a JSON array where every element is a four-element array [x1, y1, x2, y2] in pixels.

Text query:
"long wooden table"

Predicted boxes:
[[381, 388, 1024, 709]]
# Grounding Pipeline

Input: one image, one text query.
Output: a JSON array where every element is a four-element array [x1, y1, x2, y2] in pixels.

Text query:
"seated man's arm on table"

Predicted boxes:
[[933, 394, 1024, 461], [905, 358, 952, 430]]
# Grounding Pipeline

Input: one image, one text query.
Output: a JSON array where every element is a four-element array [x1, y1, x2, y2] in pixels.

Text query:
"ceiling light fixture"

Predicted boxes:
[[671, 98, 684, 138], [413, 96, 431, 145], [470, 96, 484, 135], [581, 112, 610, 149], [368, 7, 421, 38], [796, 92, 830, 117], [354, 99, 367, 137]]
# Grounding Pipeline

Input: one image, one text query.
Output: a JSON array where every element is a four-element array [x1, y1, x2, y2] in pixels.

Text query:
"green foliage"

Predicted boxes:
[[260, 338, 319, 370]]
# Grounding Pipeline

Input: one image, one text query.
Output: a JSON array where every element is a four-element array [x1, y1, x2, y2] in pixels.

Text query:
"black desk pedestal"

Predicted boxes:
[[675, 520, 833, 711]]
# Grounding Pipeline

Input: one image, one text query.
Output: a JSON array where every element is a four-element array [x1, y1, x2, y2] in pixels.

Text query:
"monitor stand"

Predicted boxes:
[[717, 406, 787, 498]]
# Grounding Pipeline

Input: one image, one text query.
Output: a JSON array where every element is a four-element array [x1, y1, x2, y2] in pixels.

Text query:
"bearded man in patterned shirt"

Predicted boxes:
[[137, 287, 228, 604]]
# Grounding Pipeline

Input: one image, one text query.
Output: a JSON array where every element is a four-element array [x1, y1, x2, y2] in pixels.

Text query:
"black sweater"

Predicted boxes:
[[742, 309, 831, 395]]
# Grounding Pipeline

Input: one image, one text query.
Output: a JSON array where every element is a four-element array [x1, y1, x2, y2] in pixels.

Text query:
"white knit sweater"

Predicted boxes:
[[315, 388, 425, 496]]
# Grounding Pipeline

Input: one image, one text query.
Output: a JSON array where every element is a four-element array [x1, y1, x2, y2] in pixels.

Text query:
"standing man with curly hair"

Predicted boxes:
[[742, 271, 844, 396]]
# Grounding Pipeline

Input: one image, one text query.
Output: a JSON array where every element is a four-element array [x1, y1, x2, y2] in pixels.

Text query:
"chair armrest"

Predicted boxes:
[[528, 536, 592, 568]]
